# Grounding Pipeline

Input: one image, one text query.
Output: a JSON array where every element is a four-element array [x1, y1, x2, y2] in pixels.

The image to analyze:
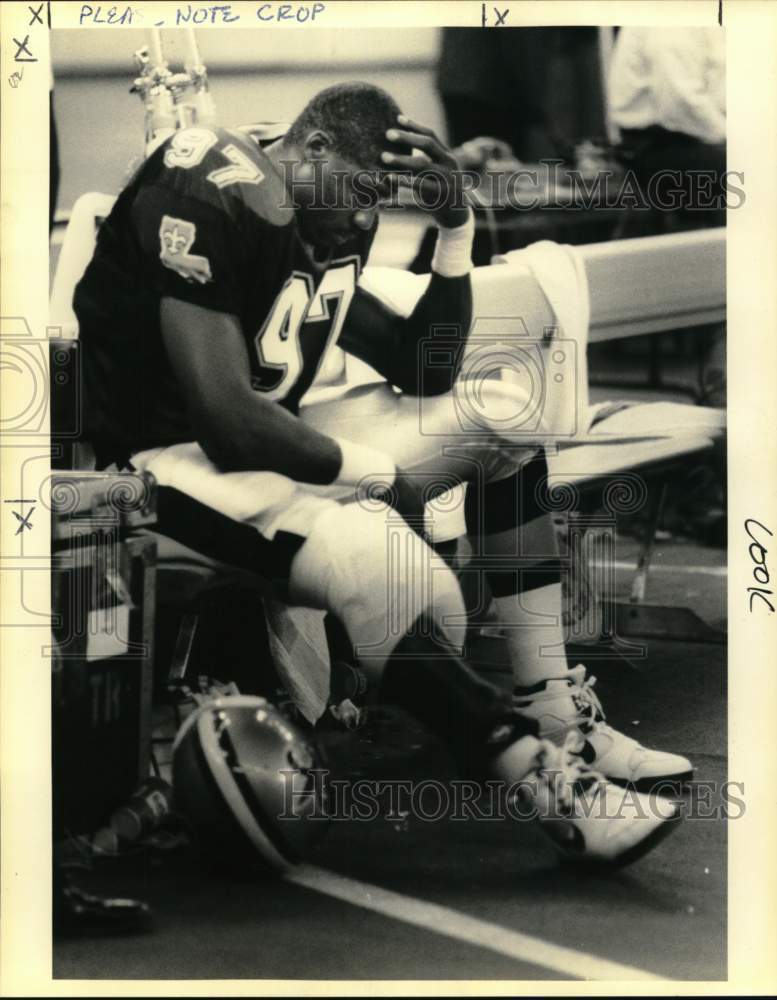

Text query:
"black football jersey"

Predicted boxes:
[[74, 124, 375, 464]]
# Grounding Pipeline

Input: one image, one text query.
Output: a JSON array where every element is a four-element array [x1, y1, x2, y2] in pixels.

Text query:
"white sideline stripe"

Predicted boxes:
[[604, 560, 727, 578], [286, 864, 664, 982]]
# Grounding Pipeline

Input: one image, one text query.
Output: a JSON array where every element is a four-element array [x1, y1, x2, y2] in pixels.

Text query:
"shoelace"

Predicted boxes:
[[567, 665, 635, 747], [567, 664, 606, 731], [535, 732, 606, 812], [514, 666, 628, 748], [513, 665, 606, 730]]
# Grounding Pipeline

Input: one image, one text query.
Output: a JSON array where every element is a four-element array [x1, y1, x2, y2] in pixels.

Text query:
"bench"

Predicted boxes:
[[49, 196, 726, 720]]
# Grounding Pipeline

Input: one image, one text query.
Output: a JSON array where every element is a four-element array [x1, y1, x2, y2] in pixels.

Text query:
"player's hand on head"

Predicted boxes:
[[382, 114, 472, 229]]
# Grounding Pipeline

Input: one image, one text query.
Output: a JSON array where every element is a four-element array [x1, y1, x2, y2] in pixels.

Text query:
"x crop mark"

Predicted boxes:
[[13, 507, 35, 535], [13, 35, 37, 62]]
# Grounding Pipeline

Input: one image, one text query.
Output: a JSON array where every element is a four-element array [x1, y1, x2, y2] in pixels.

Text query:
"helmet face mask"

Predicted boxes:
[[173, 696, 329, 872]]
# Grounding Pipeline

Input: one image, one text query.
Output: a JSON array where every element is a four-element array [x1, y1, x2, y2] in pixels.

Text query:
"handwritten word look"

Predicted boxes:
[[745, 518, 774, 613]]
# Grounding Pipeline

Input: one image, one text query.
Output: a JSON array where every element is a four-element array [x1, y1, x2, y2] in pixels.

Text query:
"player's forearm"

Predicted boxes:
[[195, 392, 341, 483], [388, 210, 476, 395], [196, 392, 398, 490], [160, 297, 355, 484], [391, 269, 473, 396]]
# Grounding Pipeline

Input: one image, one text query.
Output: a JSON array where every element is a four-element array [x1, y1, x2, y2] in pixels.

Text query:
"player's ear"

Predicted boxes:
[[304, 129, 333, 161]]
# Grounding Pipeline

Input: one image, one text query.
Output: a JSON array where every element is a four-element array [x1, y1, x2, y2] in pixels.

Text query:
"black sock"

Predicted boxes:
[[513, 678, 552, 696], [379, 616, 538, 774], [432, 539, 458, 560], [464, 450, 550, 538], [464, 451, 563, 598]]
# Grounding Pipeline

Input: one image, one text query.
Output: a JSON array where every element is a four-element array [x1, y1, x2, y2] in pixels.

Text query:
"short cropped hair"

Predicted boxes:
[[286, 82, 403, 170]]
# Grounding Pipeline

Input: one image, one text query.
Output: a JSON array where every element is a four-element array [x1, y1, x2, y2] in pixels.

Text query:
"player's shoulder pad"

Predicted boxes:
[[149, 125, 294, 229]]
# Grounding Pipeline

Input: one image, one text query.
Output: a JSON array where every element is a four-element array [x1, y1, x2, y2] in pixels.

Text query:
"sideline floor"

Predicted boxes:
[[54, 535, 727, 983]]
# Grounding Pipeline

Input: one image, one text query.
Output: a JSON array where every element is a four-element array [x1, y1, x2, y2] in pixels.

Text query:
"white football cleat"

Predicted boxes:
[[514, 664, 693, 792], [520, 735, 682, 866]]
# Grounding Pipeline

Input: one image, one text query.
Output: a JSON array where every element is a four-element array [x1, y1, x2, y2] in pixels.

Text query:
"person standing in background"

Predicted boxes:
[[608, 26, 726, 227], [609, 25, 726, 502]]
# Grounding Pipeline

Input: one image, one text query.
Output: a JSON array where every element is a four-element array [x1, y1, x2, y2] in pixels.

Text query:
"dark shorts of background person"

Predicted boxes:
[[618, 125, 726, 227]]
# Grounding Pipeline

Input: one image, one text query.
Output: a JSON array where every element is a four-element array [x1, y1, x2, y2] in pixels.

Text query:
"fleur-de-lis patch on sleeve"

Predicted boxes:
[[159, 215, 213, 284]]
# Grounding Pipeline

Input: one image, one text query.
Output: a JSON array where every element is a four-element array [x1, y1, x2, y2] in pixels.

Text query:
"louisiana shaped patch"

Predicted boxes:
[[159, 215, 213, 284]]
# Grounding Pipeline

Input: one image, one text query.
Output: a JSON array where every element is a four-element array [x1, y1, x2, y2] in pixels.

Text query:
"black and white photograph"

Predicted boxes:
[[1, 0, 776, 992]]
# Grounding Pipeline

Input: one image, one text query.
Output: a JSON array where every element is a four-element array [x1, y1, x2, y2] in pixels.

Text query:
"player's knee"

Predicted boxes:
[[460, 380, 529, 439], [451, 381, 539, 478], [289, 501, 466, 664]]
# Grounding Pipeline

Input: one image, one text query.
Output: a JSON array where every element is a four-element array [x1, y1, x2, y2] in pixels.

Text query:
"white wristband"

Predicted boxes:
[[431, 209, 476, 278], [334, 438, 397, 491]]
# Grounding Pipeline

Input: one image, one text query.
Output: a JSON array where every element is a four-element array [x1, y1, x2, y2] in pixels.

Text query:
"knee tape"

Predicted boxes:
[[289, 501, 467, 673]]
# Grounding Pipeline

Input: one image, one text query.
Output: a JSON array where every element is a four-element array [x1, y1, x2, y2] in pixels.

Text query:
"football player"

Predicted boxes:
[[267, 87, 692, 796], [75, 82, 682, 863]]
